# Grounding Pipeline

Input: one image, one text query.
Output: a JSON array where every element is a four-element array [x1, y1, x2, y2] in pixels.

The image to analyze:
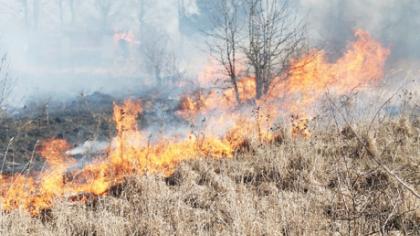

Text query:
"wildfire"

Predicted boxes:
[[179, 29, 389, 137], [0, 29, 390, 215], [0, 100, 235, 215], [267, 29, 390, 113]]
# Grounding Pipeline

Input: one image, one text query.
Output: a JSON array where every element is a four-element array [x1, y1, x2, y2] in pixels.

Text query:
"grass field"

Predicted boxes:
[[1, 112, 418, 235]]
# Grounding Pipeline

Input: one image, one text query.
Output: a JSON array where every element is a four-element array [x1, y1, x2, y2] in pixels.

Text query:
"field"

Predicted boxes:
[[0, 96, 419, 235]]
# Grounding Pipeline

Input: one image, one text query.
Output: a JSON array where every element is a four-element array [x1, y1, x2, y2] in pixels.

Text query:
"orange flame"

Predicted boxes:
[[1, 100, 235, 215], [267, 29, 390, 113], [179, 29, 389, 138]]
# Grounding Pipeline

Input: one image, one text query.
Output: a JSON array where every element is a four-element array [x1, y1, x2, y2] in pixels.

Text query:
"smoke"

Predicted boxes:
[[0, 0, 204, 107], [299, 0, 420, 61], [0, 0, 418, 108]]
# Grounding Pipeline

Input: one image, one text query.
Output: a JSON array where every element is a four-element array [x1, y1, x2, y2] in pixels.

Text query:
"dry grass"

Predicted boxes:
[[0, 114, 419, 236]]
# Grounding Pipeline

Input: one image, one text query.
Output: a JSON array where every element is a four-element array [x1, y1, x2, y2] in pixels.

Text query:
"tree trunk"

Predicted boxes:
[[231, 76, 241, 105], [22, 0, 29, 28], [69, 0, 75, 25], [255, 72, 263, 99], [262, 68, 271, 95], [155, 67, 162, 86], [138, 0, 146, 41]]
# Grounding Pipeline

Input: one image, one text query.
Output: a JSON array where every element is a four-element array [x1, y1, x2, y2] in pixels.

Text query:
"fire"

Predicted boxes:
[[0, 100, 234, 215], [198, 58, 249, 88], [113, 31, 139, 45], [178, 76, 256, 120], [197, 58, 222, 88], [267, 29, 390, 113], [0, 139, 74, 214], [179, 29, 389, 138], [0, 29, 390, 215]]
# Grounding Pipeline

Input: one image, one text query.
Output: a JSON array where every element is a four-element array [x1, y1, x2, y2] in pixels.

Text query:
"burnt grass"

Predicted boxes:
[[0, 94, 114, 173], [0, 92, 419, 235]]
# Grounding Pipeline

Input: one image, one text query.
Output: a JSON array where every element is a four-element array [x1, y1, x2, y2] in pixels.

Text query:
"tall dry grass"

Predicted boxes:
[[0, 114, 419, 235]]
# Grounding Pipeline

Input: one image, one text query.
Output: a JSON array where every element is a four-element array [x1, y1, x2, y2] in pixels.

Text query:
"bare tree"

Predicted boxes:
[[203, 0, 305, 101], [56, 0, 77, 26], [14, 0, 46, 30], [141, 29, 171, 86], [18, 0, 30, 27], [16, 0, 41, 29], [134, 1, 175, 86], [205, 0, 243, 105], [0, 55, 13, 114], [136, 0, 149, 42], [165, 54, 184, 85], [68, 0, 76, 25], [245, 0, 305, 99], [57, 0, 64, 26]]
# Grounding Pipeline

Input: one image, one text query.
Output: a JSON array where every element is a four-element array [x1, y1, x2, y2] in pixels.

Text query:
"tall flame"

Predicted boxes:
[[267, 29, 390, 113], [179, 29, 389, 137]]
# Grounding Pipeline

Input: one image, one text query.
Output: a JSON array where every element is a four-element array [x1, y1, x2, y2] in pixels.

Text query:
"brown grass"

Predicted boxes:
[[0, 115, 419, 236]]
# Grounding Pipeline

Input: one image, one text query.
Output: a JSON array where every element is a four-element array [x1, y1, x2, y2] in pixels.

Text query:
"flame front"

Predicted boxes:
[[0, 100, 235, 215], [179, 29, 389, 137], [267, 29, 390, 113], [0, 29, 390, 215]]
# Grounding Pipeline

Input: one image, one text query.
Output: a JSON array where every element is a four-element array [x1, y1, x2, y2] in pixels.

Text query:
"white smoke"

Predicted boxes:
[[0, 0, 418, 107], [66, 140, 108, 156], [299, 0, 420, 60], [0, 0, 203, 107]]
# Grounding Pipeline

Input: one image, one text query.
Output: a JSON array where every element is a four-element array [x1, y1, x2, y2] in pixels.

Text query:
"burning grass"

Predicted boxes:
[[0, 116, 419, 235]]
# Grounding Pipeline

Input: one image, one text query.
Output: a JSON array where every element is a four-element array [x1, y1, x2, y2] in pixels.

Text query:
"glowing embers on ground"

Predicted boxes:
[[0, 29, 390, 215]]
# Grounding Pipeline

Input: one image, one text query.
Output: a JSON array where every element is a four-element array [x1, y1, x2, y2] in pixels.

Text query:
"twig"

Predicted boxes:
[[22, 140, 39, 174], [326, 95, 420, 200], [1, 137, 14, 173], [367, 74, 412, 133]]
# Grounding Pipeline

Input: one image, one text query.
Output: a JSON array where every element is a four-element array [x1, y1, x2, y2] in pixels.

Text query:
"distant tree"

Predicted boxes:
[[15, 0, 49, 29], [56, 0, 77, 27], [141, 28, 171, 86], [94, 0, 116, 33], [68, 0, 76, 25], [164, 53, 184, 85], [0, 55, 14, 113], [136, 0, 148, 41], [19, 0, 30, 27], [204, 0, 243, 104], [57, 0, 64, 26]]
